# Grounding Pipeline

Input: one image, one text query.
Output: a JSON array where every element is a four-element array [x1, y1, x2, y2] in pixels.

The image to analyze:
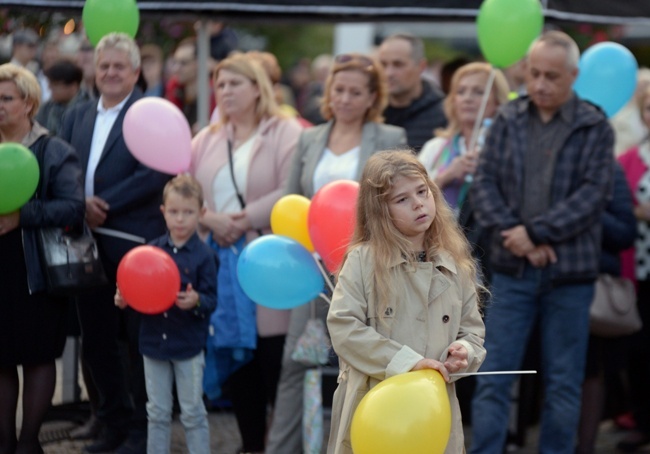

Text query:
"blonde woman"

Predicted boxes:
[[191, 53, 302, 453], [419, 62, 510, 210], [0, 63, 84, 453]]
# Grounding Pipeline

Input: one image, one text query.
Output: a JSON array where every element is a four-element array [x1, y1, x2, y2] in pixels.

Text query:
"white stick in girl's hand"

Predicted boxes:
[[450, 370, 537, 377]]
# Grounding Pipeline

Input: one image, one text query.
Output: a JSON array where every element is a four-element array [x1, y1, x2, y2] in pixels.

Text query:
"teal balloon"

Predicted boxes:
[[477, 0, 544, 68], [82, 0, 140, 46], [0, 143, 39, 214], [574, 42, 638, 118], [237, 235, 324, 310]]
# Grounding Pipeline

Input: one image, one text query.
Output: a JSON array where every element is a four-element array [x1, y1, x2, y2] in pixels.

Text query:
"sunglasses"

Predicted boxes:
[[334, 54, 375, 69]]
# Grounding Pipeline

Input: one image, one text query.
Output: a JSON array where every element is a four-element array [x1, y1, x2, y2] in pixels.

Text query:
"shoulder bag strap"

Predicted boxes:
[[33, 135, 51, 200], [227, 140, 263, 237], [227, 139, 248, 209]]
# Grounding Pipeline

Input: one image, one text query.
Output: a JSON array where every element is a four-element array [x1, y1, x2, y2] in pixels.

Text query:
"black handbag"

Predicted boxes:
[[34, 136, 108, 295]]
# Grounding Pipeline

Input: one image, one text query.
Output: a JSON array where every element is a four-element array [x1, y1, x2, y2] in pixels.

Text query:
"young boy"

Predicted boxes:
[[115, 174, 218, 453]]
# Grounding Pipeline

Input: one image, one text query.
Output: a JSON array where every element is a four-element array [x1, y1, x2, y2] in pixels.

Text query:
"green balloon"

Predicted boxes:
[[82, 0, 140, 46], [0, 143, 39, 215], [477, 0, 544, 68]]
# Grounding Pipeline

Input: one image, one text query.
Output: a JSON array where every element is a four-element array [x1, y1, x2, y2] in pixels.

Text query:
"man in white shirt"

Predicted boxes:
[[61, 33, 170, 454]]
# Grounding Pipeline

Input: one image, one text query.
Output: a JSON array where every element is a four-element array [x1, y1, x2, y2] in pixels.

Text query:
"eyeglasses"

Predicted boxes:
[[334, 54, 375, 69]]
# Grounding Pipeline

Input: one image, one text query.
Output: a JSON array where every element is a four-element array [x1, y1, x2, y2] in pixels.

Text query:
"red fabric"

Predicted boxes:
[[618, 146, 648, 286], [164, 76, 216, 116], [618, 146, 646, 203], [164, 76, 183, 110]]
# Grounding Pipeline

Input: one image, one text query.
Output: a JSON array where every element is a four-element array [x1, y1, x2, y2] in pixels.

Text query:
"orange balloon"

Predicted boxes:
[[351, 370, 451, 454], [117, 245, 180, 314], [271, 194, 314, 252]]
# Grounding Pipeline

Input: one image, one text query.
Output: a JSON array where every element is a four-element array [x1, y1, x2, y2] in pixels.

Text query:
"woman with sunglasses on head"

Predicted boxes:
[[191, 53, 302, 454], [266, 53, 406, 454]]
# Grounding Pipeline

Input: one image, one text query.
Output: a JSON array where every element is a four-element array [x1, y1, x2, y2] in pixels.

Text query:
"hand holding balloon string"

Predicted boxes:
[[116, 283, 199, 311], [176, 283, 200, 310], [114, 288, 127, 309], [411, 342, 468, 383], [0, 212, 20, 236]]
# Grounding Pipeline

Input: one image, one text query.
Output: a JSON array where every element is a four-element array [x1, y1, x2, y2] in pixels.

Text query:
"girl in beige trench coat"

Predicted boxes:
[[327, 151, 486, 454]]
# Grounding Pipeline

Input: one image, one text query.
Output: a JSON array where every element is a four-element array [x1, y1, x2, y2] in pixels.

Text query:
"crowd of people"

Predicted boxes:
[[0, 22, 649, 454]]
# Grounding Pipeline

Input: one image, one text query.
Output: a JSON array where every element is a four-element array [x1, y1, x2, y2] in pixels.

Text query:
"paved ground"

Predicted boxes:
[[40, 412, 644, 454], [28, 350, 650, 453]]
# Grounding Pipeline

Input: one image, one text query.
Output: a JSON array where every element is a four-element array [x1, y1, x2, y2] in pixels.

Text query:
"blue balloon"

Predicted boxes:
[[574, 42, 638, 118], [237, 235, 325, 310]]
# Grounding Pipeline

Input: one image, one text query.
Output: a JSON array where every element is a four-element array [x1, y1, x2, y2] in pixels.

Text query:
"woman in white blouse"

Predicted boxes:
[[191, 53, 302, 454], [265, 53, 406, 454]]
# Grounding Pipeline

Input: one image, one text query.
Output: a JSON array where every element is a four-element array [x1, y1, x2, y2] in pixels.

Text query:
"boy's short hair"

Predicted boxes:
[[162, 174, 204, 207]]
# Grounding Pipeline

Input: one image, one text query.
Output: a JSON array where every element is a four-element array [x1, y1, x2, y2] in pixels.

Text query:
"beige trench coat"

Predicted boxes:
[[326, 245, 486, 454]]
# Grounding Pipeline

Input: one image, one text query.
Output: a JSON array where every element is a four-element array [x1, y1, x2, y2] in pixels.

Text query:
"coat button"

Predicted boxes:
[[442, 315, 450, 323], [385, 307, 393, 316]]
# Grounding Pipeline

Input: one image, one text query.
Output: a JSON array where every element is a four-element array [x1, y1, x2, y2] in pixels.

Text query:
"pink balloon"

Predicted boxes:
[[123, 98, 192, 174]]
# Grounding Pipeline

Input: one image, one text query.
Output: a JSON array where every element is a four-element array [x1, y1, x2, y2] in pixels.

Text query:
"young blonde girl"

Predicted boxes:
[[326, 150, 486, 454]]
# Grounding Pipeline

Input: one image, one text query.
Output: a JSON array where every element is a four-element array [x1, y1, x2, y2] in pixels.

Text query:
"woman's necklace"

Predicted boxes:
[[417, 251, 427, 262]]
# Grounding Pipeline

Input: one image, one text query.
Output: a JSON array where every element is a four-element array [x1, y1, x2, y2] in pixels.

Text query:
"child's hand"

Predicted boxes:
[[444, 342, 468, 373], [114, 289, 127, 309], [176, 283, 199, 310], [411, 358, 450, 382]]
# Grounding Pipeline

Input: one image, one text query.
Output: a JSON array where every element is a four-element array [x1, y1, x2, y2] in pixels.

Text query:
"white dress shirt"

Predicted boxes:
[[85, 93, 132, 197]]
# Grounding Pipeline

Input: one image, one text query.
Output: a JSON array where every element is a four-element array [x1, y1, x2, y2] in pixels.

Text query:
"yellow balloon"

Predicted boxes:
[[351, 369, 451, 454], [270, 194, 314, 252]]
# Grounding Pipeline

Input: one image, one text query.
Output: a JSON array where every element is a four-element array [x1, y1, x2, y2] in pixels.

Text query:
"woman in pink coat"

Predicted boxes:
[[191, 53, 302, 453]]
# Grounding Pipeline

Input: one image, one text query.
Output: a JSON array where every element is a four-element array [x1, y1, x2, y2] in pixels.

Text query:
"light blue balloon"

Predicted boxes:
[[574, 42, 638, 118], [237, 235, 324, 310]]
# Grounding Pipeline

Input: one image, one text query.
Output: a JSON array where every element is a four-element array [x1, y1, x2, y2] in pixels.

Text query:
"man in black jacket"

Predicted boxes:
[[61, 33, 170, 454], [378, 33, 447, 153]]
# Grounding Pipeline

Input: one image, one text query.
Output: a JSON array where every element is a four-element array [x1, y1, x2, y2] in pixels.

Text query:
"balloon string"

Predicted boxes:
[[319, 292, 331, 305], [315, 258, 335, 294], [467, 67, 497, 154]]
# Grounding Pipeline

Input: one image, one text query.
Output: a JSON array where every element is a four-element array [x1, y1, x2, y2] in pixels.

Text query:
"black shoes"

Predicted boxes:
[[115, 430, 147, 454], [617, 431, 650, 453], [83, 427, 127, 453], [70, 415, 103, 440]]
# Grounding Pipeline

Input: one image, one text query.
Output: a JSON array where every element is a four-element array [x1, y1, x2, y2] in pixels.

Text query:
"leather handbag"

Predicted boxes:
[[589, 274, 642, 337], [38, 223, 108, 295], [34, 135, 108, 295]]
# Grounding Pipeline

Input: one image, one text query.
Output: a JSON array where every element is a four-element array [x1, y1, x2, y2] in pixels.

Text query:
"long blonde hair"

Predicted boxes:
[[343, 150, 479, 317]]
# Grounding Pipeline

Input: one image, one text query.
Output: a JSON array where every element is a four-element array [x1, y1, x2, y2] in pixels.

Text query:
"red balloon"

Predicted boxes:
[[308, 180, 359, 272], [117, 245, 180, 314]]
